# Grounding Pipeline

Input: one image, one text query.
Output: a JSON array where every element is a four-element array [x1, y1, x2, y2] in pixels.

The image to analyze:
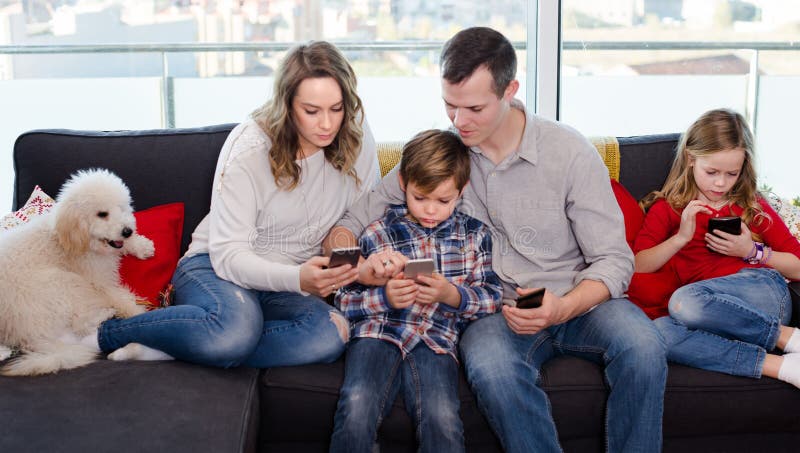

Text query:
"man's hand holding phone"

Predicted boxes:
[[514, 287, 545, 309], [503, 287, 559, 335]]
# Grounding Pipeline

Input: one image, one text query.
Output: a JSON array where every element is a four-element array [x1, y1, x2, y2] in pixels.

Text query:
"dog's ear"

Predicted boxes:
[[55, 203, 90, 256]]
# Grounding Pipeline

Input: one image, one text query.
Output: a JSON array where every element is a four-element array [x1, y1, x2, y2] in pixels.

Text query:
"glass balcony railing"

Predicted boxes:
[[1, 40, 798, 212]]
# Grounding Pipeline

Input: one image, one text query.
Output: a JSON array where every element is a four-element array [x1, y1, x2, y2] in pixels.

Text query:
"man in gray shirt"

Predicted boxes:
[[327, 27, 667, 452]]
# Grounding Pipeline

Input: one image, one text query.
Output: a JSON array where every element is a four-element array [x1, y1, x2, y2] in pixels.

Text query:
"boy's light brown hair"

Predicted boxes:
[[399, 129, 470, 194]]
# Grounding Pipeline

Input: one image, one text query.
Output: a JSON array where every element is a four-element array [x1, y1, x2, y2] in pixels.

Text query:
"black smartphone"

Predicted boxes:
[[328, 247, 360, 268], [708, 216, 741, 236], [515, 288, 545, 309]]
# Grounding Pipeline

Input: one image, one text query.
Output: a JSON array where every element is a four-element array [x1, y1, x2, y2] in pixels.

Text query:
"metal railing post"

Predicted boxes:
[[161, 51, 175, 128], [746, 49, 761, 137]]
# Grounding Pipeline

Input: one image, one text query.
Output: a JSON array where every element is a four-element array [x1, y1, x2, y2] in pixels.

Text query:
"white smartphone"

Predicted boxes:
[[404, 258, 435, 280], [328, 247, 360, 268]]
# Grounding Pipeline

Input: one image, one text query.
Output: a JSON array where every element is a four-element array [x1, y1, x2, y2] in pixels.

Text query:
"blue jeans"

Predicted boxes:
[[458, 298, 666, 453], [655, 267, 792, 378], [330, 338, 464, 453], [98, 254, 346, 368]]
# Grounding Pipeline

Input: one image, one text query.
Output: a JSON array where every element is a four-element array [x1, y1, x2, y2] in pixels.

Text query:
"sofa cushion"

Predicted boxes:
[[260, 355, 800, 452], [618, 133, 680, 201], [259, 356, 608, 451], [766, 193, 800, 243], [377, 142, 404, 178], [13, 124, 236, 254], [590, 136, 620, 181], [1, 185, 54, 230], [610, 179, 644, 250], [0, 361, 260, 453], [119, 202, 185, 309], [375, 136, 624, 181], [664, 364, 800, 442]]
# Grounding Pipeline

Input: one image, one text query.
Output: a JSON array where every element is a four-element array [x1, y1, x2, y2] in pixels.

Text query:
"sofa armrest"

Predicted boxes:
[[788, 281, 800, 327]]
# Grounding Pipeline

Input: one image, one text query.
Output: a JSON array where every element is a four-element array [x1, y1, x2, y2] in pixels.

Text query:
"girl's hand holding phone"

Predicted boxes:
[[705, 222, 754, 258]]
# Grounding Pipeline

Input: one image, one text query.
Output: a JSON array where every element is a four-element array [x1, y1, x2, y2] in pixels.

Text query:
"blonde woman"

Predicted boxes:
[[86, 41, 379, 367]]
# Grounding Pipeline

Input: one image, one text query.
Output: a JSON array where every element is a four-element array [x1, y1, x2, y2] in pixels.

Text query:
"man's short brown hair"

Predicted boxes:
[[399, 129, 470, 194]]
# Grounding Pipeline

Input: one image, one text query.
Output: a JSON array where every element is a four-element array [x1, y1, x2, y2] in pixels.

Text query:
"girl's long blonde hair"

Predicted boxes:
[[641, 108, 766, 229], [252, 41, 364, 190]]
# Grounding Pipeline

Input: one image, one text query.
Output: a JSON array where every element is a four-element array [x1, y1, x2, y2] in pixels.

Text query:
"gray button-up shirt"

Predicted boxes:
[[339, 105, 633, 301]]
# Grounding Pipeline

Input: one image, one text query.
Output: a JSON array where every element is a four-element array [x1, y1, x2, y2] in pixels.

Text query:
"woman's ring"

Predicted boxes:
[[382, 260, 391, 267]]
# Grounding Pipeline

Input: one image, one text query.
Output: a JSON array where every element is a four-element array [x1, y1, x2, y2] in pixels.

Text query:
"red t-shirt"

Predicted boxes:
[[628, 197, 800, 319]]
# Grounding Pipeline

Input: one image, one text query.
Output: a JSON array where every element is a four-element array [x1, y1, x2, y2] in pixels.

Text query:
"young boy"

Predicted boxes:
[[329, 129, 502, 453]]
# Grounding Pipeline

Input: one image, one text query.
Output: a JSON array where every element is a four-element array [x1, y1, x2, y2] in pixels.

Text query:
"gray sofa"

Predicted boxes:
[[2, 124, 800, 452]]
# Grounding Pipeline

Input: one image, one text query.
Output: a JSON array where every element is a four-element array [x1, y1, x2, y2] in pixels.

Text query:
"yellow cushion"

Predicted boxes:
[[589, 136, 620, 181], [377, 142, 404, 177], [376, 136, 620, 180]]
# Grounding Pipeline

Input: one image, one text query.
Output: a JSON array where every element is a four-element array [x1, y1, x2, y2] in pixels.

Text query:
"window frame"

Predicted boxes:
[[529, 0, 561, 121]]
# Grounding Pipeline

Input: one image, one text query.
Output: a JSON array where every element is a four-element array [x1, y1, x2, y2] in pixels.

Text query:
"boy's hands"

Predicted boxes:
[[384, 271, 460, 309], [385, 272, 417, 309], [705, 222, 753, 258], [415, 273, 460, 308]]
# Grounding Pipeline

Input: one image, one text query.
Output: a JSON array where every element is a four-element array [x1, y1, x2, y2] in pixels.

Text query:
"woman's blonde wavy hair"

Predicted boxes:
[[641, 108, 767, 233], [251, 41, 364, 190]]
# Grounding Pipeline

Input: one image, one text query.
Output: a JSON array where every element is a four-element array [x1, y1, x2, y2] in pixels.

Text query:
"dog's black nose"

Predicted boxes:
[[122, 227, 133, 238]]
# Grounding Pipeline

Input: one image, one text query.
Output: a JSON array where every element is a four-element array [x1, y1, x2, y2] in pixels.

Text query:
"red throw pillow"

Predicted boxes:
[[627, 263, 682, 320], [120, 203, 184, 310], [610, 179, 644, 251]]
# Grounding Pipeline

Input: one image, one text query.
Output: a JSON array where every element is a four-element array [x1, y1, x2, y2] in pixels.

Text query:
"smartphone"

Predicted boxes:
[[708, 216, 741, 236], [328, 247, 360, 268], [515, 288, 545, 309], [404, 258, 435, 280]]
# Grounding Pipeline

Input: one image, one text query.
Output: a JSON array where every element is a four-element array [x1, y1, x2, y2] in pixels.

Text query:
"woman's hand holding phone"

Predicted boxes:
[[300, 255, 358, 297], [328, 247, 360, 268]]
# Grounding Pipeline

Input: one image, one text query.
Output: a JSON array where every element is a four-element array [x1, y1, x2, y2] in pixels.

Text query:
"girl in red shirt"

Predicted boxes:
[[630, 108, 800, 388]]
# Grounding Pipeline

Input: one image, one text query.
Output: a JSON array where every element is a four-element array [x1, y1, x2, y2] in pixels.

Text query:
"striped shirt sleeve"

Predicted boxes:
[[453, 223, 503, 319]]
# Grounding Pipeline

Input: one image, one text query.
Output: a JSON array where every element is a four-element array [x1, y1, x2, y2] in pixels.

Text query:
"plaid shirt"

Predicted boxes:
[[335, 204, 502, 360]]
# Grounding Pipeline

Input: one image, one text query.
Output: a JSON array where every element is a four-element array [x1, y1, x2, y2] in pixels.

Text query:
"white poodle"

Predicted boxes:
[[0, 169, 154, 376]]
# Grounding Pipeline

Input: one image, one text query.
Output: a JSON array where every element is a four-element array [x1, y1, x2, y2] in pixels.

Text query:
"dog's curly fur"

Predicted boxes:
[[0, 169, 153, 376]]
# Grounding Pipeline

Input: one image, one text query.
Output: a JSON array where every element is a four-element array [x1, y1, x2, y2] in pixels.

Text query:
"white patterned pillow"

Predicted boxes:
[[765, 193, 800, 242], [0, 185, 55, 231]]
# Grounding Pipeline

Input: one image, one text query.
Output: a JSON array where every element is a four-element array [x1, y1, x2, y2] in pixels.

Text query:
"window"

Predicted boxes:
[[0, 0, 528, 212], [3, 1, 798, 209], [560, 0, 800, 198]]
